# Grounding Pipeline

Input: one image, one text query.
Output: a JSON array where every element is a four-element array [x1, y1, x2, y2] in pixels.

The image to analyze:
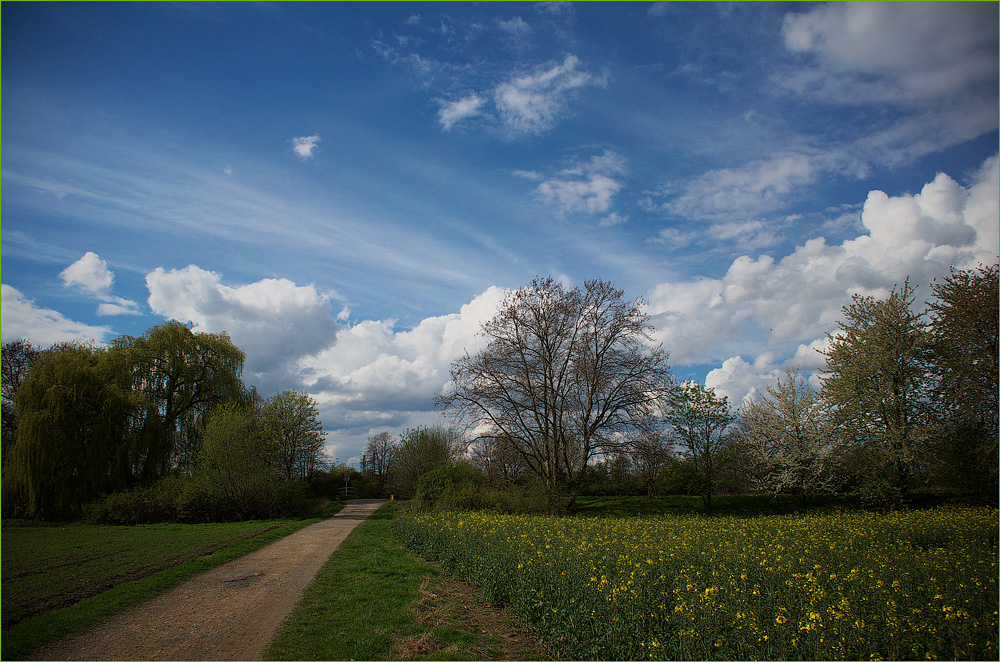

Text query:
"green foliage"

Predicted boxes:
[[2, 321, 250, 520], [822, 280, 933, 504], [3, 344, 168, 519], [261, 389, 325, 480], [195, 401, 275, 520], [664, 382, 736, 511], [392, 425, 461, 498], [110, 320, 247, 473], [1, 339, 41, 467], [82, 474, 187, 525], [655, 457, 706, 497], [416, 464, 485, 505], [926, 264, 999, 493], [83, 400, 318, 523]]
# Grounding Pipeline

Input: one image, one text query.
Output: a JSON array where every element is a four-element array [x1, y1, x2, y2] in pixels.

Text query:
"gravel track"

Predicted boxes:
[[34, 499, 388, 661]]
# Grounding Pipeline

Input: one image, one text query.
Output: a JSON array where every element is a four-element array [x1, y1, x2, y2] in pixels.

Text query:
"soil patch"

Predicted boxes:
[[395, 569, 549, 660]]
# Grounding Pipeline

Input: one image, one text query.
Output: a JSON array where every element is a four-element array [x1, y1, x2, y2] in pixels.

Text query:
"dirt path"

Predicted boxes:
[[35, 499, 388, 661]]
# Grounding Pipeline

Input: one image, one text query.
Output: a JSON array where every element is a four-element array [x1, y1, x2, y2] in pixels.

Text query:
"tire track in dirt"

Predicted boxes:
[[35, 500, 387, 661]]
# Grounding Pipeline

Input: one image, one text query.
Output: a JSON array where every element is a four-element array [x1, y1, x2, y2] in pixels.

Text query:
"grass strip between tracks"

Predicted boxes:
[[267, 503, 547, 661]]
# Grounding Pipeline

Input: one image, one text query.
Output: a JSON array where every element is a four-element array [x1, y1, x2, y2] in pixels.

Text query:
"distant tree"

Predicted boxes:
[[628, 425, 674, 498], [364, 431, 397, 489], [821, 280, 933, 505], [392, 425, 461, 498], [469, 433, 527, 487], [926, 264, 999, 492], [439, 277, 673, 508], [664, 382, 735, 511], [110, 321, 247, 473], [737, 367, 840, 504], [261, 390, 326, 481], [1, 339, 41, 466], [197, 402, 273, 520], [606, 452, 634, 495]]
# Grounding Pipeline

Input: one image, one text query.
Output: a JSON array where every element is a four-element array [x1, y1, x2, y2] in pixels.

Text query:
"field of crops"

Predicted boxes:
[[393, 507, 998, 660]]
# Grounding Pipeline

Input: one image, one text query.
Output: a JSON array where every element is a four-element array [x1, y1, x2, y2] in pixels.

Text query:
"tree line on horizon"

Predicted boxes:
[[2, 263, 996, 521], [358, 264, 997, 511]]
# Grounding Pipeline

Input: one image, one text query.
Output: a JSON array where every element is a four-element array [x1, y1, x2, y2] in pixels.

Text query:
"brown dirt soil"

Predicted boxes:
[[394, 570, 550, 660], [33, 500, 387, 661]]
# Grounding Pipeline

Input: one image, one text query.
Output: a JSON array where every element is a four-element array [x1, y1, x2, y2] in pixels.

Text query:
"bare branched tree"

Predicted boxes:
[[438, 276, 673, 505], [628, 424, 674, 499], [469, 433, 527, 486], [364, 431, 397, 488], [2, 339, 41, 465]]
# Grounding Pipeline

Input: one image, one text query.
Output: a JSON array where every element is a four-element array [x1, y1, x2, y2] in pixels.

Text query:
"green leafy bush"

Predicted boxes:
[[416, 464, 486, 506]]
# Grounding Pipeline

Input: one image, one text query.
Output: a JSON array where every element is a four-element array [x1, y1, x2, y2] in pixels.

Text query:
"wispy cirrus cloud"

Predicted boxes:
[[424, 54, 606, 135], [438, 94, 486, 131], [491, 55, 607, 136], [778, 2, 998, 168], [1, 284, 112, 346], [531, 149, 627, 218], [410, 53, 608, 138], [647, 153, 819, 222]]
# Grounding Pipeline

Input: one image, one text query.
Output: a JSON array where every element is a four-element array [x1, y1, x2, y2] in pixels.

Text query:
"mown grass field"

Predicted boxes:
[[394, 506, 999, 660], [1, 503, 343, 660]]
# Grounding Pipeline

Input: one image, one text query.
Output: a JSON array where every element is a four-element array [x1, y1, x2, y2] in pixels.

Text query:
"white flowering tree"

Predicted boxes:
[[737, 367, 840, 504]]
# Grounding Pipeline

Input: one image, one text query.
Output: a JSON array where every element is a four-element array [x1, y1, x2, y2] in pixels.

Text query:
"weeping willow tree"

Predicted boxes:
[[110, 321, 247, 473], [3, 322, 248, 519], [2, 344, 170, 519]]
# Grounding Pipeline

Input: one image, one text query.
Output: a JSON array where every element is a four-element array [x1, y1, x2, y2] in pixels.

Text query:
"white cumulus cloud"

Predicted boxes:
[[59, 251, 114, 296], [300, 285, 507, 415], [146, 265, 342, 386], [59, 252, 141, 316], [1, 284, 112, 346], [649, 154, 999, 405]]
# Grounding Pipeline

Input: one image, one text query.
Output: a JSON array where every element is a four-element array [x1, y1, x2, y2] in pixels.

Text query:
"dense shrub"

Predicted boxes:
[[412, 465, 549, 514], [83, 475, 185, 524], [273, 479, 312, 517], [84, 474, 317, 523], [415, 464, 485, 505]]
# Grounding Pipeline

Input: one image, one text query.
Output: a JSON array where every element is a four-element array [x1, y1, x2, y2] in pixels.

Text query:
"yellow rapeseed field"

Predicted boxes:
[[393, 507, 998, 660]]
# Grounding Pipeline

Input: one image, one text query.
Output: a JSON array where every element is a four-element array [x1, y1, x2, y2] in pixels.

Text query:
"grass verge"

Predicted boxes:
[[1, 502, 343, 660], [266, 503, 547, 661]]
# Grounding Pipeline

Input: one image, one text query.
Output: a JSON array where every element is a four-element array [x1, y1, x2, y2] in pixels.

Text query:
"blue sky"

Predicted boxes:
[[3, 1, 998, 464]]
